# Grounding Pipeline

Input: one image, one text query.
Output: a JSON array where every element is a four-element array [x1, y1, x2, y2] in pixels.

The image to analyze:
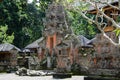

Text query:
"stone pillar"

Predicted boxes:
[[47, 57, 51, 68], [28, 58, 31, 69]]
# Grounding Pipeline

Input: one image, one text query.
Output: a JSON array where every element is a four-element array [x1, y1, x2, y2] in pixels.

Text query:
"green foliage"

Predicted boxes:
[[61, 0, 100, 39], [115, 15, 120, 36], [116, 16, 120, 23], [0, 25, 14, 43], [114, 28, 120, 36], [66, 0, 74, 3], [0, 0, 52, 48], [66, 10, 98, 39]]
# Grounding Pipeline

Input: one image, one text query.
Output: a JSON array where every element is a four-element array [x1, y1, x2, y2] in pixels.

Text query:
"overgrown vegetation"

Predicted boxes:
[[67, 10, 98, 39], [0, 25, 14, 43], [0, 0, 51, 48]]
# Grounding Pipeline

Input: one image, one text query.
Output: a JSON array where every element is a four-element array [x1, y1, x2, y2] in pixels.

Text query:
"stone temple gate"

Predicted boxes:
[[38, 2, 81, 70]]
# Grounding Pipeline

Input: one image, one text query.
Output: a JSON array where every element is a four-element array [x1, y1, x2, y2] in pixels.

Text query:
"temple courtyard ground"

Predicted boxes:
[[0, 73, 84, 80]]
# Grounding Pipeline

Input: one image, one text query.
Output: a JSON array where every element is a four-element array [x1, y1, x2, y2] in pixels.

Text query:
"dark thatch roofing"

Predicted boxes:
[[78, 35, 93, 47], [25, 37, 44, 49], [88, 0, 118, 11], [0, 43, 21, 52]]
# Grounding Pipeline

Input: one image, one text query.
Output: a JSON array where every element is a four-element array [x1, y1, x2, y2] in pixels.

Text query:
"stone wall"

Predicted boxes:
[[88, 32, 120, 76]]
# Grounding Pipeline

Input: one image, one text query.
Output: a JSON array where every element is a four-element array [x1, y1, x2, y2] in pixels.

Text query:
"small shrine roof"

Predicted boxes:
[[87, 37, 97, 45], [78, 35, 93, 47], [25, 37, 44, 49], [0, 43, 21, 52]]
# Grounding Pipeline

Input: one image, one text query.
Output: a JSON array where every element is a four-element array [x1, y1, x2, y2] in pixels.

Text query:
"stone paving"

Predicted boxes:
[[0, 73, 84, 80]]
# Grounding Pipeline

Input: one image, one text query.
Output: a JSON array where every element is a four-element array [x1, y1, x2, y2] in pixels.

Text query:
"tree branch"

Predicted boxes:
[[66, 0, 120, 46], [100, 10, 120, 28], [80, 1, 120, 46], [80, 11, 95, 24], [102, 32, 120, 46]]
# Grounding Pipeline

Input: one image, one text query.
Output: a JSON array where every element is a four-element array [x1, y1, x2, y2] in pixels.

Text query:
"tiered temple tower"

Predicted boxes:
[[43, 2, 72, 54], [38, 2, 80, 70]]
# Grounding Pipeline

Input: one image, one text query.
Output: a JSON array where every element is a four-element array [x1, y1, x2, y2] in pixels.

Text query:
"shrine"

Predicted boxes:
[[0, 43, 20, 72]]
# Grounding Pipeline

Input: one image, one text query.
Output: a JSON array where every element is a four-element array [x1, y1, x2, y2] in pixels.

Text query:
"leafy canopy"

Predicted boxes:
[[0, 25, 14, 43]]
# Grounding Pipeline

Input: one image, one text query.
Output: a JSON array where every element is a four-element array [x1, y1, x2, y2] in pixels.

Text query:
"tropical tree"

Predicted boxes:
[[60, 0, 120, 46], [0, 0, 53, 48], [0, 25, 14, 43], [66, 9, 98, 39]]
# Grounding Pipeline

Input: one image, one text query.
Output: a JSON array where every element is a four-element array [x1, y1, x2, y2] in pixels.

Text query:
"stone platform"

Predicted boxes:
[[89, 69, 120, 76], [84, 76, 120, 80], [53, 73, 72, 79]]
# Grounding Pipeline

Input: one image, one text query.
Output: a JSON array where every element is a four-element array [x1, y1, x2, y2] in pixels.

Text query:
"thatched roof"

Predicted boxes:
[[25, 37, 44, 49], [0, 43, 21, 52], [88, 0, 118, 12], [87, 37, 97, 45], [78, 35, 93, 47]]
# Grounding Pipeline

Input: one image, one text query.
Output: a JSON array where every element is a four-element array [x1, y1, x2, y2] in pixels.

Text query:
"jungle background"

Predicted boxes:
[[0, 0, 99, 48]]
